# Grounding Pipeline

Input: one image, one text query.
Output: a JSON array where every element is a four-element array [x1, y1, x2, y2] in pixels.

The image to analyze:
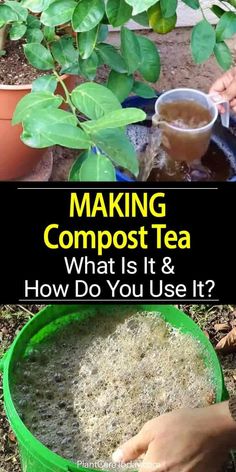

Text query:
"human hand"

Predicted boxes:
[[112, 403, 236, 472], [210, 67, 236, 113]]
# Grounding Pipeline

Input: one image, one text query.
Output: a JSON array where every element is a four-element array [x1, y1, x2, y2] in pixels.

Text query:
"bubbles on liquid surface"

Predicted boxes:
[[12, 311, 215, 469]]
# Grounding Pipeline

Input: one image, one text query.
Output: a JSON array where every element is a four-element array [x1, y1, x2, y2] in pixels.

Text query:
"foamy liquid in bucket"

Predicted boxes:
[[12, 311, 215, 469]]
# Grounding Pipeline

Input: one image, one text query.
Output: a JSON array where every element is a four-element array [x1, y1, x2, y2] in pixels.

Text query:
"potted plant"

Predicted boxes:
[[2, 0, 236, 181], [0, 1, 78, 179]]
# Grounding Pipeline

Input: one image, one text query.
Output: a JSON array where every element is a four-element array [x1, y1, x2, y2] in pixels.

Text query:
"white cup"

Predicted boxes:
[[153, 88, 229, 162]]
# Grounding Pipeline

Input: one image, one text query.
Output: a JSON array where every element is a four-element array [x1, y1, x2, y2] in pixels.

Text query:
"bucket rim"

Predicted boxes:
[[2, 304, 227, 472]]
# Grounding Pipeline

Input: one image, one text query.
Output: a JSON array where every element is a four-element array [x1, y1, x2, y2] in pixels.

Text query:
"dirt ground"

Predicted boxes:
[[50, 28, 236, 181], [0, 305, 236, 472]]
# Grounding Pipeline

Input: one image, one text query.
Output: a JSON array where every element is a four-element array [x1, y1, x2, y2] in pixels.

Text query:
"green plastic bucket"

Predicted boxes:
[[0, 304, 228, 472]]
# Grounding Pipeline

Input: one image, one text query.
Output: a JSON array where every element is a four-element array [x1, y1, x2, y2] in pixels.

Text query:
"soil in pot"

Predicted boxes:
[[0, 40, 44, 85], [12, 311, 215, 468], [0, 40, 75, 180], [0, 40, 49, 180]]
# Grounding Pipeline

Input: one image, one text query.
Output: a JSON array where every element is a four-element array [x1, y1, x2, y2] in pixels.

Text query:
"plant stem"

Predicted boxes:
[[0, 25, 8, 51], [198, 0, 208, 21], [53, 70, 78, 119], [75, 32, 79, 50], [199, 4, 207, 21]]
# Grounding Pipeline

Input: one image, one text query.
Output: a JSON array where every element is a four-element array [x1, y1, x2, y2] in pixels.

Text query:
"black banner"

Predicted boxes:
[[1, 181, 235, 304]]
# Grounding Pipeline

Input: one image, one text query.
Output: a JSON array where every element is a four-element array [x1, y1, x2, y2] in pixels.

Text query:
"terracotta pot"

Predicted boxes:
[[0, 74, 76, 180]]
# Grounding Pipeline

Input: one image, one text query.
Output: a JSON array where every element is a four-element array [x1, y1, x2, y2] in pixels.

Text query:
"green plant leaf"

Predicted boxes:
[[0, 5, 18, 22], [55, 39, 80, 74], [137, 35, 161, 82], [91, 128, 138, 176], [32, 74, 57, 93], [9, 22, 27, 40], [148, 3, 177, 33], [82, 108, 146, 132], [107, 71, 134, 102], [26, 27, 44, 42], [24, 42, 55, 69], [182, 0, 200, 9], [121, 26, 141, 74], [22, 123, 90, 149], [71, 82, 121, 119], [72, 0, 105, 32], [160, 0, 177, 18], [5, 1, 28, 21], [191, 20, 216, 63], [97, 23, 109, 42], [216, 12, 236, 41], [125, 0, 157, 15], [12, 91, 62, 125], [211, 5, 225, 19], [41, 0, 77, 27], [224, 0, 236, 6], [153, 14, 177, 33], [79, 151, 116, 181], [51, 36, 78, 69], [21, 0, 52, 13], [106, 0, 132, 26], [61, 62, 80, 75], [79, 51, 99, 80], [27, 14, 41, 28], [132, 11, 149, 26], [214, 41, 233, 70], [21, 108, 88, 149], [43, 26, 55, 42], [68, 151, 88, 181], [96, 43, 127, 73], [78, 25, 99, 59], [23, 107, 77, 128], [132, 81, 157, 98], [51, 36, 81, 75]]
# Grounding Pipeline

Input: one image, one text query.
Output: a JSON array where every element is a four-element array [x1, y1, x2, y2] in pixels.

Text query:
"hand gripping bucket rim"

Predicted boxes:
[[0, 304, 228, 472], [154, 87, 230, 133]]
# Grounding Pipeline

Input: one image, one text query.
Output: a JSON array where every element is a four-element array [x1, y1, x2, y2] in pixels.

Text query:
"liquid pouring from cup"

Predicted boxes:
[[152, 88, 230, 163]]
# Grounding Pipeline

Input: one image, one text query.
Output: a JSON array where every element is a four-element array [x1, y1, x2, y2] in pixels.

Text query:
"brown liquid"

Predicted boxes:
[[158, 100, 213, 162], [12, 312, 215, 466], [148, 141, 235, 182], [159, 100, 212, 129]]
